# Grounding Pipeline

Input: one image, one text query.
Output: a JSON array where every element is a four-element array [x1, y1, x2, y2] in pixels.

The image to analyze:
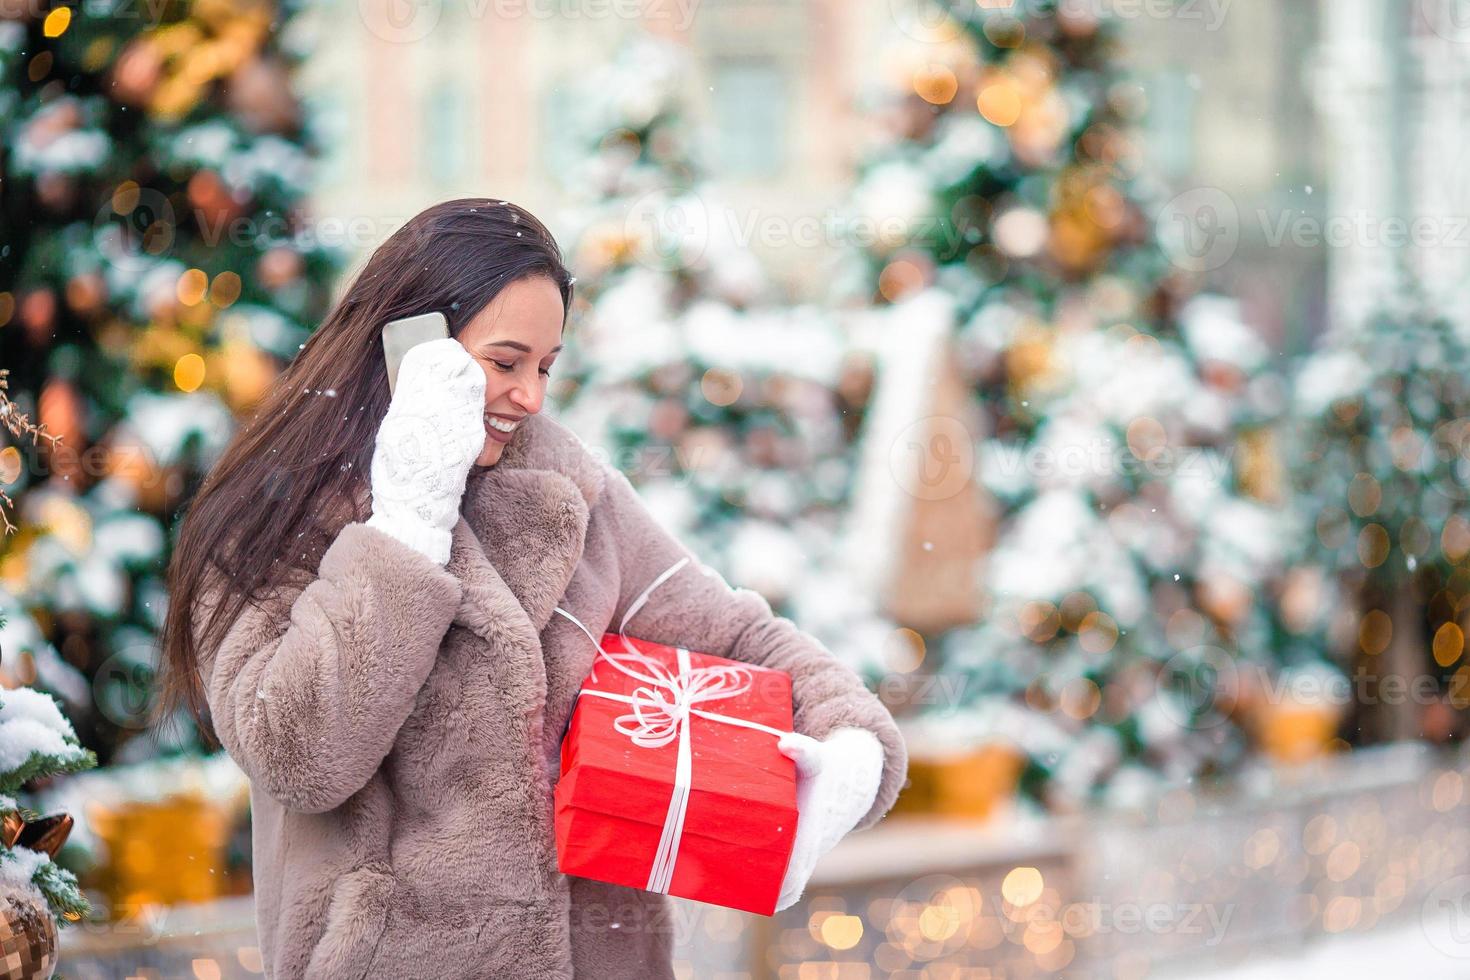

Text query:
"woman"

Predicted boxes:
[[155, 198, 908, 979]]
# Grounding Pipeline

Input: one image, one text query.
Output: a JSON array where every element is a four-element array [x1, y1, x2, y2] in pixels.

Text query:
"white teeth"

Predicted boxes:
[[485, 415, 520, 433]]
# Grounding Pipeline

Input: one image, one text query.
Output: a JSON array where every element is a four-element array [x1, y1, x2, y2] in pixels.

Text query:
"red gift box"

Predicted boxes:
[[553, 631, 799, 916]]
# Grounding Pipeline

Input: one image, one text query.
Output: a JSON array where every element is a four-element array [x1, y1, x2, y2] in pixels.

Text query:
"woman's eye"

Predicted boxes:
[[488, 358, 552, 377]]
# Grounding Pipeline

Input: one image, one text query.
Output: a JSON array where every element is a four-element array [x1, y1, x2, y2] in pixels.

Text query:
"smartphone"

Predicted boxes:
[[382, 311, 450, 395]]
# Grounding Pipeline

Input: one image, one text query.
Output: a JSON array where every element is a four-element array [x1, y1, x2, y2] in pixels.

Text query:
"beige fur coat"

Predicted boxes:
[[196, 410, 907, 979]]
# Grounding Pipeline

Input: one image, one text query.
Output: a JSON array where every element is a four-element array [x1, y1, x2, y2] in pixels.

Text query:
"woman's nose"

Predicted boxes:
[[508, 376, 543, 414]]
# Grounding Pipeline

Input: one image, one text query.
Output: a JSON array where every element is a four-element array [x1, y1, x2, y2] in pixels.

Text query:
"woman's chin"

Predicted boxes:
[[474, 437, 503, 468]]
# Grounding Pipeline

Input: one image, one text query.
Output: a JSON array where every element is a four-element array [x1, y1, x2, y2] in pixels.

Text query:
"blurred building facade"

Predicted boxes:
[[293, 1, 1470, 346], [294, 0, 896, 298]]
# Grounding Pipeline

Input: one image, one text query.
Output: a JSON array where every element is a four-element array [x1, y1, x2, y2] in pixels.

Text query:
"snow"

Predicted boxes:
[[94, 513, 166, 566], [224, 135, 316, 195], [683, 302, 846, 384], [1179, 294, 1270, 372], [903, 698, 1064, 757], [849, 161, 934, 250], [725, 520, 806, 603], [0, 688, 87, 777], [1062, 330, 1200, 426], [113, 390, 234, 466], [168, 121, 236, 168], [1295, 348, 1372, 416], [924, 114, 1001, 186], [220, 304, 308, 358], [986, 489, 1150, 626], [0, 846, 49, 905], [1170, 919, 1470, 980], [75, 553, 126, 617], [12, 97, 111, 174], [0, 606, 88, 707]]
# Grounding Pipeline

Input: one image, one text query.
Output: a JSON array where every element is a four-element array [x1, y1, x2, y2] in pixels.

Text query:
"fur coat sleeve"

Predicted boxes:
[[196, 521, 464, 814], [591, 464, 909, 832]]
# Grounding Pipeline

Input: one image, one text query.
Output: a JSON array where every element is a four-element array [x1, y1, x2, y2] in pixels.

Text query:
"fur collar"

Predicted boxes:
[[446, 412, 607, 638]]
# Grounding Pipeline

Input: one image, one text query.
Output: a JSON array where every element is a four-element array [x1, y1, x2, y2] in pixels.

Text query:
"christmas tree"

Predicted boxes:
[[1294, 304, 1470, 745], [836, 3, 1308, 807], [0, 609, 98, 926], [0, 0, 340, 765], [550, 34, 898, 665]]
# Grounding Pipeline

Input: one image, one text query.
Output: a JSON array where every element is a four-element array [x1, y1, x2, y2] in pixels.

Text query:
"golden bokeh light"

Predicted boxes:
[[1434, 622, 1464, 667], [818, 913, 863, 950], [913, 65, 959, 105], [177, 268, 209, 306], [43, 6, 71, 36], [211, 271, 244, 307], [174, 352, 207, 392], [977, 76, 1023, 127], [1358, 609, 1392, 656], [1001, 866, 1044, 907], [1357, 523, 1390, 568]]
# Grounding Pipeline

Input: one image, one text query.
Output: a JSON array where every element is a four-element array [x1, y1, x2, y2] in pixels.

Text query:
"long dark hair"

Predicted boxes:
[[153, 198, 574, 747]]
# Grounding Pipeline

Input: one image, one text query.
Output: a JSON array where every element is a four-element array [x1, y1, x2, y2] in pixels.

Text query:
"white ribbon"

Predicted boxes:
[[553, 556, 791, 895]]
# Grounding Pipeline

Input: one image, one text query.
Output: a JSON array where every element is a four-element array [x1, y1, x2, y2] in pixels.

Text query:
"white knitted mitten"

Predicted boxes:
[[364, 338, 486, 565], [774, 726, 884, 911]]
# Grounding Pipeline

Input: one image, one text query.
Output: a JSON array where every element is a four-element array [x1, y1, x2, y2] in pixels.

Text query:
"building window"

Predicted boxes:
[[424, 80, 466, 184], [711, 58, 786, 179], [1142, 69, 1197, 180]]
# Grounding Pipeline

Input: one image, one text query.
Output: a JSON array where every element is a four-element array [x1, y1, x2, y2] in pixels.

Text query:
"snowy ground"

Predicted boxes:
[[1159, 919, 1470, 979]]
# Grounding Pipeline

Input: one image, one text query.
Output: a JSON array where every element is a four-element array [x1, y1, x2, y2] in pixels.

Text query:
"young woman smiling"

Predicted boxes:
[[154, 198, 907, 979]]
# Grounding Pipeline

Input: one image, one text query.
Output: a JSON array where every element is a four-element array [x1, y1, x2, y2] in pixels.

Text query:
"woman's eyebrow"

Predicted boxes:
[[481, 340, 564, 354]]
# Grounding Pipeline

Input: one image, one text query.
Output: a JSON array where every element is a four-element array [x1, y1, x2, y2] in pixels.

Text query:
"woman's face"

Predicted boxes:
[[455, 276, 565, 467]]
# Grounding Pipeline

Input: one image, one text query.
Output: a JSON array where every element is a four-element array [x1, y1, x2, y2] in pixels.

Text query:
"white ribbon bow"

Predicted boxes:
[[553, 556, 792, 895]]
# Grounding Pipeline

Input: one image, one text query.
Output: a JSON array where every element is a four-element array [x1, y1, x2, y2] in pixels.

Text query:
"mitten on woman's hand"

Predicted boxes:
[[365, 337, 486, 565], [773, 726, 884, 912]]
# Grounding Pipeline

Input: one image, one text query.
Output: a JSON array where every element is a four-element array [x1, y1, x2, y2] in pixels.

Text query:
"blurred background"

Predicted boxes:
[[2, 0, 1470, 976]]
